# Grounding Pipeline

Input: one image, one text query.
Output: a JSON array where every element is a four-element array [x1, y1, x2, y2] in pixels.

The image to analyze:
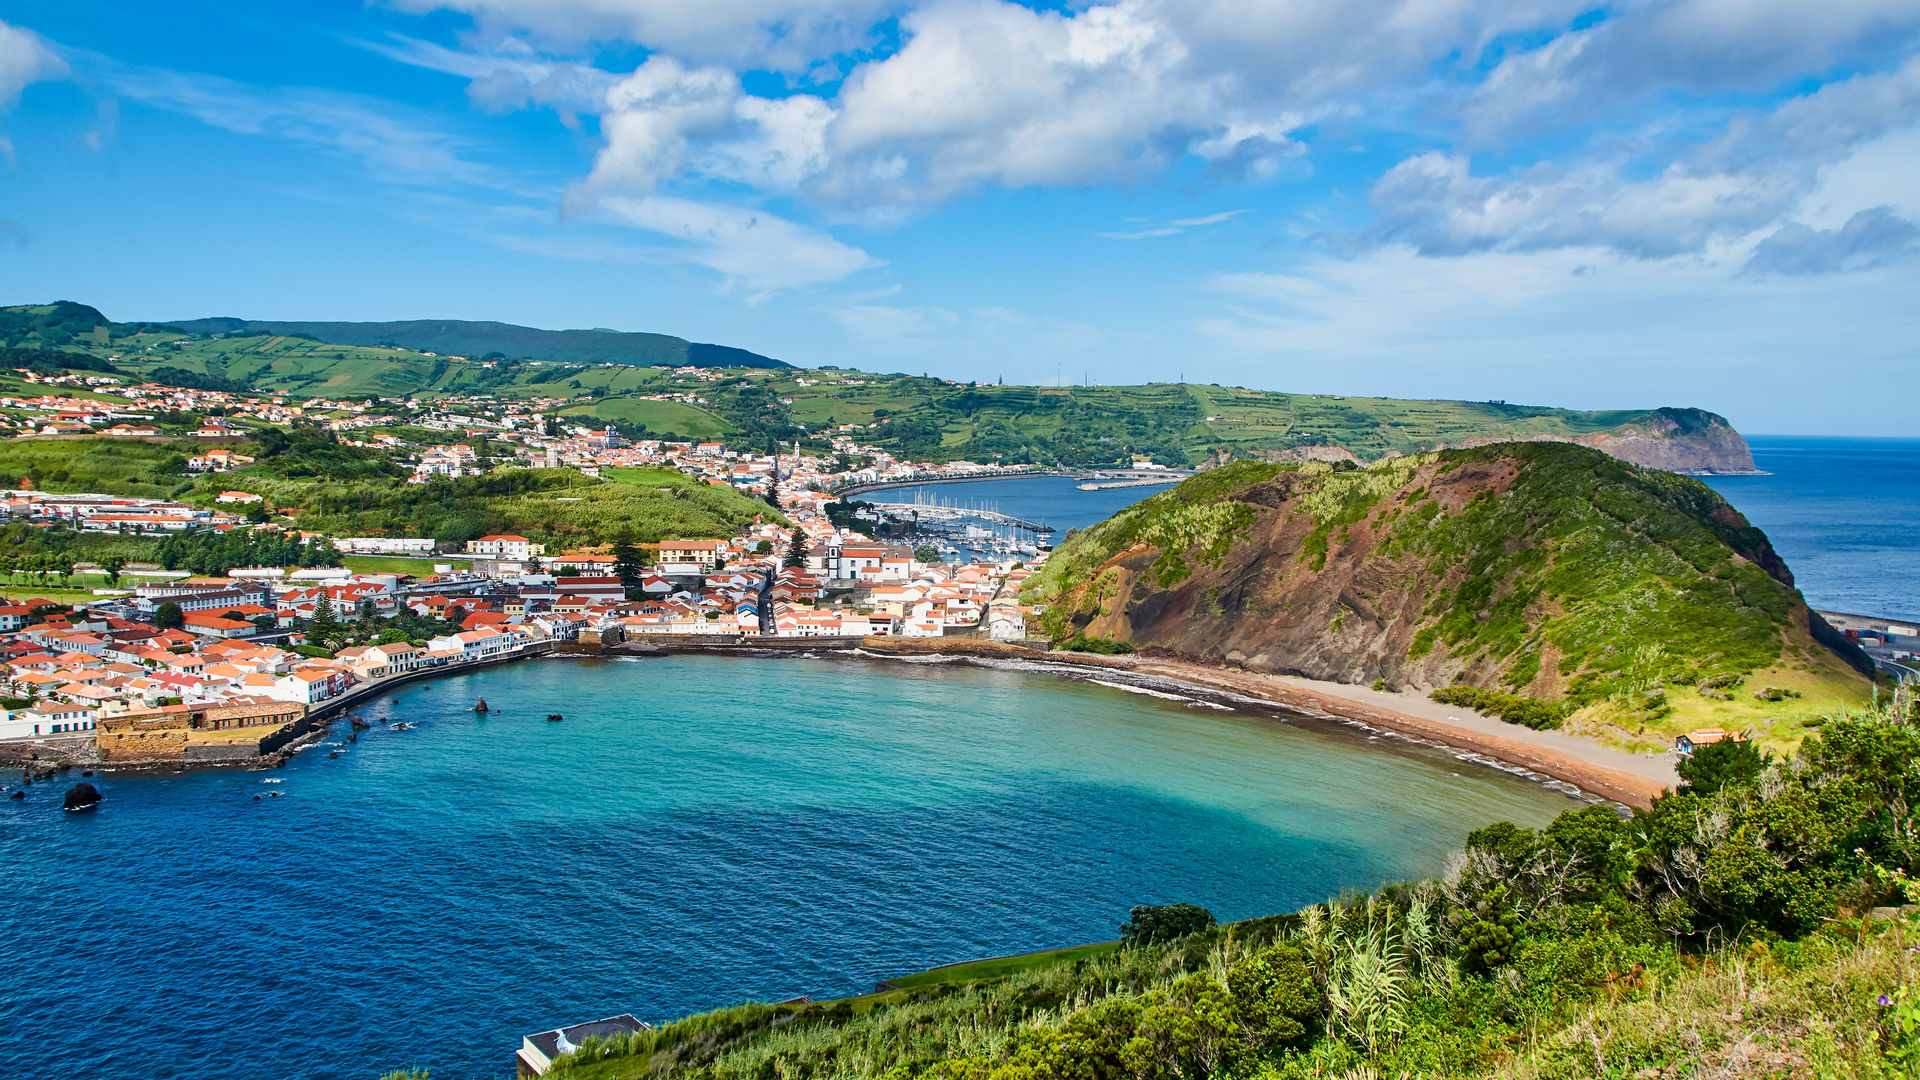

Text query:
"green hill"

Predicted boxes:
[[1, 301, 1758, 472], [767, 373, 1758, 472], [1027, 443, 1873, 748], [163, 316, 787, 369]]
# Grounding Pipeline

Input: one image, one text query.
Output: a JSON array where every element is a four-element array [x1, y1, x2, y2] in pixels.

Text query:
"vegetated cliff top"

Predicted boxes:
[[5, 301, 1755, 473], [0, 300, 787, 370], [1027, 442, 1873, 748]]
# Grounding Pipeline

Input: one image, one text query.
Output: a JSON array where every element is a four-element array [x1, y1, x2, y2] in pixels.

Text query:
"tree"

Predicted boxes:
[[1677, 738, 1769, 794], [154, 601, 184, 630], [914, 544, 941, 563], [1225, 942, 1323, 1050], [1119, 903, 1215, 947], [245, 501, 270, 524], [784, 528, 809, 569], [100, 554, 128, 586], [754, 539, 773, 555], [308, 592, 343, 647], [610, 530, 645, 584]]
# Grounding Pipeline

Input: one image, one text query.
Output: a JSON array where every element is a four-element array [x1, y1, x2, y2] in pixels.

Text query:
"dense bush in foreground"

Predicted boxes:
[[546, 688, 1920, 1080]]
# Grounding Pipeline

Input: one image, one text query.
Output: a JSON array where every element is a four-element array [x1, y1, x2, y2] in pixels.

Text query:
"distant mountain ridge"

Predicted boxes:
[[162, 316, 788, 370], [0, 301, 1758, 475]]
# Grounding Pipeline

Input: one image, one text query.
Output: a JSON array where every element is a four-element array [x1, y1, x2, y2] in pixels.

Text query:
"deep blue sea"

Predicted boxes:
[[0, 655, 1572, 1079], [1704, 436, 1920, 620]]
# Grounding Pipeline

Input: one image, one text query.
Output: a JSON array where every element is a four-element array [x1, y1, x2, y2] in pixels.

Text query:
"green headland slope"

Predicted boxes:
[[1027, 443, 1874, 748]]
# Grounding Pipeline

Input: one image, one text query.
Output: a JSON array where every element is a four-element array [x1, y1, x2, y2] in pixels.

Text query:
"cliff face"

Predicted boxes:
[[1445, 409, 1760, 474], [1030, 445, 1865, 702]]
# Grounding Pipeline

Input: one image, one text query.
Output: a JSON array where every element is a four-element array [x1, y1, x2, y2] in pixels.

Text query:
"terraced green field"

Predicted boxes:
[[5, 302, 1747, 469]]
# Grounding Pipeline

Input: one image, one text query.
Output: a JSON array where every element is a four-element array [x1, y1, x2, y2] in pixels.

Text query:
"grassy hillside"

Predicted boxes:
[[163, 316, 788, 369], [536, 694, 1920, 1080], [0, 436, 268, 500], [235, 462, 782, 546], [1028, 444, 1873, 749], [771, 376, 1743, 466], [3, 302, 1756, 472], [0, 430, 778, 547]]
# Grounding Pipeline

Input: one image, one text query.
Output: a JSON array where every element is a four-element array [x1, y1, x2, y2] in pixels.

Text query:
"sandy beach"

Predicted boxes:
[[847, 638, 1678, 808], [1116, 655, 1675, 808]]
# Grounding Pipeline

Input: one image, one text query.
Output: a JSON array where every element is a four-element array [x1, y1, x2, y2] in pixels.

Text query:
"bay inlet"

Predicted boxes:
[[2, 653, 1573, 1080]]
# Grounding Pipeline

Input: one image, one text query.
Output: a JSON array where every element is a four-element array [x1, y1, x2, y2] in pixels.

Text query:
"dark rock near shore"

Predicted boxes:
[[350, 715, 371, 730], [474, 697, 490, 713], [547, 713, 564, 722], [63, 782, 101, 811]]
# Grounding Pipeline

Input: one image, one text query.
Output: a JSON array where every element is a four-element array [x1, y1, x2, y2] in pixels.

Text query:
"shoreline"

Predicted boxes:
[[826, 639, 1674, 808], [609, 637, 1672, 808], [1109, 655, 1674, 808]]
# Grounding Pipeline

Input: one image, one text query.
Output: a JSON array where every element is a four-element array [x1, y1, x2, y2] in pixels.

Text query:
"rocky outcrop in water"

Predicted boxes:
[[63, 782, 102, 811]]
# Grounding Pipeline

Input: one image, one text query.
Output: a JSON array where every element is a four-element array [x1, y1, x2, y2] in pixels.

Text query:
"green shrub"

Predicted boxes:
[[1430, 685, 1569, 729], [1119, 903, 1216, 946]]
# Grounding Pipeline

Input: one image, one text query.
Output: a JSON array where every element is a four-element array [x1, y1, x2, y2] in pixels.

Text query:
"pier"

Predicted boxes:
[[864, 501, 1053, 533]]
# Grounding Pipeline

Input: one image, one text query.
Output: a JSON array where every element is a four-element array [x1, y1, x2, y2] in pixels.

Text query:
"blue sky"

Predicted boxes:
[[1, 0, 1917, 434]]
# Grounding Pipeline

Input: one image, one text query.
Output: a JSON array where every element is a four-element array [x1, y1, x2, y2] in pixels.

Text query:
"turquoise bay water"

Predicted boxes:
[[0, 654, 1572, 1079]]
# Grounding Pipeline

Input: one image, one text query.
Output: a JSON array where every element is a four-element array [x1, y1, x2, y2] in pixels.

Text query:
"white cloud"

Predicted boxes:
[[1359, 55, 1920, 261], [356, 34, 618, 119], [1464, 0, 1920, 142], [93, 59, 513, 189], [1743, 206, 1920, 277], [577, 56, 742, 198], [388, 0, 896, 72], [0, 19, 66, 110], [832, 302, 957, 352], [598, 193, 880, 297], [818, 0, 1309, 209], [1095, 209, 1247, 239], [449, 0, 1598, 217]]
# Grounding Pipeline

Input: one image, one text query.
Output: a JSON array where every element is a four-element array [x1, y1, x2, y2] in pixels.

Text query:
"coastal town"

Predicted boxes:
[[0, 365, 1053, 769]]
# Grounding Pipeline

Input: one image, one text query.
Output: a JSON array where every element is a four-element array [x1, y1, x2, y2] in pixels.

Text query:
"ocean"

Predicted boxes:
[[0, 655, 1573, 1079], [1704, 435, 1920, 620]]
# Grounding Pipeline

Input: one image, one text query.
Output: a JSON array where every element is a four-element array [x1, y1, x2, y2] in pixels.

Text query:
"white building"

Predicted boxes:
[[466, 534, 544, 559]]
